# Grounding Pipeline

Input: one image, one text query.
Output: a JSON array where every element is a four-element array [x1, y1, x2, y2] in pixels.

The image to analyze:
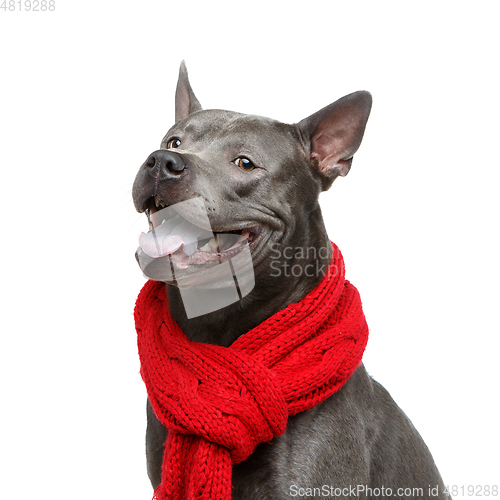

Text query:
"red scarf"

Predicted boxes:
[[135, 243, 368, 500]]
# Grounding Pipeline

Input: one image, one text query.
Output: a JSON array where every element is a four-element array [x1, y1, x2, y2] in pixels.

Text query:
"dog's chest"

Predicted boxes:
[[230, 375, 372, 499]]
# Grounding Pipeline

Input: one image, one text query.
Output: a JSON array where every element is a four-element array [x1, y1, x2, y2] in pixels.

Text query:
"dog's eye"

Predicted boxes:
[[167, 138, 181, 149], [234, 157, 255, 171]]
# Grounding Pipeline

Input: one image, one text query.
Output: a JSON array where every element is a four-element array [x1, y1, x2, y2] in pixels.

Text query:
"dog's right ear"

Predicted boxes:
[[297, 91, 372, 191], [175, 61, 203, 123]]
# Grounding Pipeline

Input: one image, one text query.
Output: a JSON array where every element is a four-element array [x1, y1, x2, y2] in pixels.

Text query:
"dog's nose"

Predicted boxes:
[[144, 150, 187, 180]]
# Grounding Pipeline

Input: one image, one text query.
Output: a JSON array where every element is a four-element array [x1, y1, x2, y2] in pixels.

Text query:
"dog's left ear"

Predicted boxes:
[[297, 91, 372, 190], [175, 61, 203, 123]]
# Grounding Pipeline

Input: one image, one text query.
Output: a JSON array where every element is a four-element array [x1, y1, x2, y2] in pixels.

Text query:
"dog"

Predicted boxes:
[[132, 62, 448, 499]]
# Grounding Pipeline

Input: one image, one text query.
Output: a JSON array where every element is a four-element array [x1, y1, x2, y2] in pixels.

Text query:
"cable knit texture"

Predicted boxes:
[[135, 243, 369, 500]]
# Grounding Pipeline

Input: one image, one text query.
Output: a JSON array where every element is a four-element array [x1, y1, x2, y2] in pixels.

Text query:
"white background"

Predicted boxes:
[[1, 1, 499, 498]]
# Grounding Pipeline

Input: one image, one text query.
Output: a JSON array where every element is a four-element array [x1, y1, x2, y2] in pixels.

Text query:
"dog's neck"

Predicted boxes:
[[166, 215, 331, 347], [166, 276, 319, 347]]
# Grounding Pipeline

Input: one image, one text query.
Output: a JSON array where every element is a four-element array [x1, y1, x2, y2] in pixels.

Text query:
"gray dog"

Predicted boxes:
[[132, 62, 448, 499]]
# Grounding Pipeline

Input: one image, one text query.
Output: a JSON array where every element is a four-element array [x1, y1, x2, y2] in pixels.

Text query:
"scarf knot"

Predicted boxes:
[[135, 243, 369, 500], [152, 334, 289, 463]]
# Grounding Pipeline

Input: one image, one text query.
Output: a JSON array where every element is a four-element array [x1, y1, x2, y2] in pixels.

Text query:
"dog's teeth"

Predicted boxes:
[[154, 196, 167, 208], [199, 237, 217, 252]]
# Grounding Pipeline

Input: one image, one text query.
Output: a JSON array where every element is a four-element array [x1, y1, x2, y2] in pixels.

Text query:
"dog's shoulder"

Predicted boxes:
[[233, 365, 446, 498]]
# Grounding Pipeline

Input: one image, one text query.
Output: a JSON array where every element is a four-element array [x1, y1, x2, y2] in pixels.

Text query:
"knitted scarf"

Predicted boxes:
[[134, 242, 369, 500]]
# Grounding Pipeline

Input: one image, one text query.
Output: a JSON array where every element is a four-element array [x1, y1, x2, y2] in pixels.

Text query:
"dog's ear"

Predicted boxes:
[[297, 91, 372, 190], [175, 61, 202, 123]]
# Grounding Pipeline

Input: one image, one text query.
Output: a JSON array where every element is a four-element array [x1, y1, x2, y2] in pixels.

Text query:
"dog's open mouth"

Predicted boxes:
[[138, 196, 261, 270]]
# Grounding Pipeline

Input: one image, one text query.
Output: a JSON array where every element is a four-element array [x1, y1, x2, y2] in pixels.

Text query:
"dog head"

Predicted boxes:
[[132, 62, 371, 299]]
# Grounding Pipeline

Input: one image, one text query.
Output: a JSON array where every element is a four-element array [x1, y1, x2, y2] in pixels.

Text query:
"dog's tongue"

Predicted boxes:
[[139, 216, 208, 259], [139, 232, 183, 258]]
